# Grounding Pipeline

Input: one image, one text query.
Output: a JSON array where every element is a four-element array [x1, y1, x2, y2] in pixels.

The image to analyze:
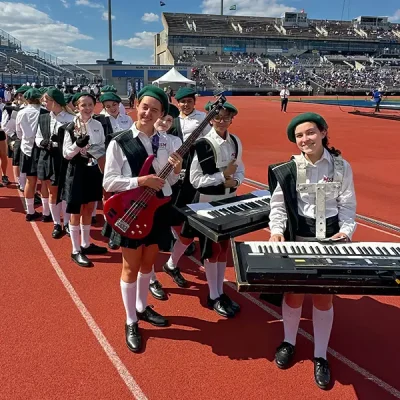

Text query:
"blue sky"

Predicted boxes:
[[0, 0, 399, 65]]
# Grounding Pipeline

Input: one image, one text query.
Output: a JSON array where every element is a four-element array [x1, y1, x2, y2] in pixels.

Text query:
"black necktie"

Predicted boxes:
[[151, 134, 159, 157]]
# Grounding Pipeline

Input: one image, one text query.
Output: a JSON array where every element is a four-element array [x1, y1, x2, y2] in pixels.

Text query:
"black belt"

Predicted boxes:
[[297, 215, 339, 238]]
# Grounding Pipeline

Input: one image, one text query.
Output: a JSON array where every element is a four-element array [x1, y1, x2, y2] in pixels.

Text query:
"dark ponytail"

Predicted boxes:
[[315, 121, 341, 157]]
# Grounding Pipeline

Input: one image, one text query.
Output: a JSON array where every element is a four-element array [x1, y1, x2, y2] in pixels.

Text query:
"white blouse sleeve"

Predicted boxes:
[[268, 183, 288, 236], [103, 140, 138, 193], [62, 129, 80, 159], [165, 136, 182, 187]]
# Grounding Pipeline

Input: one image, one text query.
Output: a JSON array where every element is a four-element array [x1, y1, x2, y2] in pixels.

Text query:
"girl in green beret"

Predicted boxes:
[[268, 112, 357, 389], [102, 85, 183, 353], [58, 93, 108, 267], [36, 87, 76, 238], [189, 102, 244, 318]]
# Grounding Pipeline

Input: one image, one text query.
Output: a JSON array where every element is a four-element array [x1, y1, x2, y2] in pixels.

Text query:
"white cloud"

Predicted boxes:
[[114, 31, 156, 49], [60, 0, 70, 8], [389, 10, 400, 22], [75, 0, 103, 9], [201, 0, 296, 17], [0, 2, 104, 63], [141, 13, 159, 23], [102, 11, 116, 20]]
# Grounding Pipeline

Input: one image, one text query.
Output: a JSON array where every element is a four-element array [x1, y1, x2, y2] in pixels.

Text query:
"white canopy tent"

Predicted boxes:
[[152, 67, 196, 85]]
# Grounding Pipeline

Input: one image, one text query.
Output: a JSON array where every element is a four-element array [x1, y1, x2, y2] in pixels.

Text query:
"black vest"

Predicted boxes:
[[194, 135, 239, 196], [39, 113, 51, 140], [268, 159, 339, 240]]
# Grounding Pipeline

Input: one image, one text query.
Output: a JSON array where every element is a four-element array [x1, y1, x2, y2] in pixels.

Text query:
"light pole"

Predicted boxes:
[[221, 0, 224, 15], [107, 0, 114, 63]]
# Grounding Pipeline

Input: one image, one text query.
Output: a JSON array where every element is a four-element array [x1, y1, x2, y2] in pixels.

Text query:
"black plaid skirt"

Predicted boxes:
[[102, 201, 173, 251], [37, 148, 62, 185], [19, 151, 38, 176]]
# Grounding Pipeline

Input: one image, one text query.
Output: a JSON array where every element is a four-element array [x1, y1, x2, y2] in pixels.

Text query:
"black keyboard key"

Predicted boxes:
[[309, 246, 316, 254]]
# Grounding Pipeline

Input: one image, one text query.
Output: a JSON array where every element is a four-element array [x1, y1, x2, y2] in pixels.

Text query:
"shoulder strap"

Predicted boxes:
[[39, 113, 51, 140], [172, 117, 183, 141]]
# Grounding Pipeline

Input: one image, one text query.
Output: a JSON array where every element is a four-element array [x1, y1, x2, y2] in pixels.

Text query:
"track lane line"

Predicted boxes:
[[188, 256, 400, 399], [15, 186, 147, 400]]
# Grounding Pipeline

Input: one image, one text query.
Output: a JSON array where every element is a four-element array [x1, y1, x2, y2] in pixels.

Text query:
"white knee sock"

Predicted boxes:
[[80, 224, 91, 249], [41, 198, 50, 216], [166, 239, 189, 270], [62, 200, 70, 225], [25, 198, 34, 215], [216, 261, 227, 296], [204, 260, 219, 300], [136, 271, 152, 313], [120, 280, 138, 325], [313, 306, 334, 359], [49, 202, 61, 225], [92, 202, 98, 217], [69, 224, 81, 254], [282, 299, 302, 346], [19, 173, 26, 190], [150, 265, 157, 284]]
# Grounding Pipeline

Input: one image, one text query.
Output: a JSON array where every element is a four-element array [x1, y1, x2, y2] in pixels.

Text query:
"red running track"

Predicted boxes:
[[1, 99, 400, 399]]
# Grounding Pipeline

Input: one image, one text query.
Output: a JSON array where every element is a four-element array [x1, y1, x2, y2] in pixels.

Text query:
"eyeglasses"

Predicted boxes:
[[213, 116, 232, 122]]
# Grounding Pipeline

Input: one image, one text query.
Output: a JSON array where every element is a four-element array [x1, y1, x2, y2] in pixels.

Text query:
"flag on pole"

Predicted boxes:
[[229, 5, 237, 10], [160, 1, 166, 6]]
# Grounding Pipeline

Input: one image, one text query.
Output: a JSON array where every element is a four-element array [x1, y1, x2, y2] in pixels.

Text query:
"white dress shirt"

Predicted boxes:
[[280, 89, 290, 99], [35, 111, 75, 148], [2, 103, 24, 137], [179, 109, 211, 142], [269, 149, 357, 238], [16, 104, 41, 157], [103, 122, 181, 196], [190, 128, 245, 202], [107, 113, 133, 133], [63, 115, 105, 160]]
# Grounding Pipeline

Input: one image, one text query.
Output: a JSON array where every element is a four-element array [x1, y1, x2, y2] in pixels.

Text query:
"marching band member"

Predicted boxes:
[[3, 85, 29, 191], [35, 87, 75, 238], [99, 91, 133, 147], [189, 101, 244, 318], [268, 112, 357, 389], [0, 98, 9, 187], [102, 86, 182, 353], [99, 85, 126, 116], [59, 92, 107, 267], [156, 87, 211, 299], [16, 88, 49, 221]]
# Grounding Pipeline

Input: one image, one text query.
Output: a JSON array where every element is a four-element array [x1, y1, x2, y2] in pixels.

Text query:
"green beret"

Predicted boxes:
[[205, 101, 238, 116], [100, 85, 117, 94], [46, 87, 66, 106], [138, 85, 169, 116], [99, 92, 121, 103], [175, 87, 196, 101], [16, 85, 30, 94], [167, 103, 179, 118], [64, 94, 74, 104], [287, 112, 328, 143], [38, 87, 48, 95], [72, 92, 96, 106], [24, 88, 42, 100]]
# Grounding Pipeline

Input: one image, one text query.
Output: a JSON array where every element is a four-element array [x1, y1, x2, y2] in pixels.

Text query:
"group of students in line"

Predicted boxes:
[[1, 84, 357, 390]]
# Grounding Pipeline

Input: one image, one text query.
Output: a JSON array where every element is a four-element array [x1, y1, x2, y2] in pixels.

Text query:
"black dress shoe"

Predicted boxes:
[[220, 293, 241, 313], [207, 296, 235, 318], [162, 264, 188, 288], [64, 223, 70, 236], [26, 211, 42, 222], [108, 239, 120, 250], [183, 241, 196, 256], [41, 214, 53, 223], [275, 341, 296, 369], [2, 175, 10, 185], [137, 306, 169, 327], [81, 243, 107, 255], [125, 322, 142, 353], [71, 252, 93, 268], [149, 280, 167, 301], [52, 224, 63, 239], [314, 358, 331, 390]]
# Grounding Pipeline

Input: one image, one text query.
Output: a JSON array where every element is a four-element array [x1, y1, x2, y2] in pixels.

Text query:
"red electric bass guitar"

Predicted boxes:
[[103, 93, 226, 240]]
